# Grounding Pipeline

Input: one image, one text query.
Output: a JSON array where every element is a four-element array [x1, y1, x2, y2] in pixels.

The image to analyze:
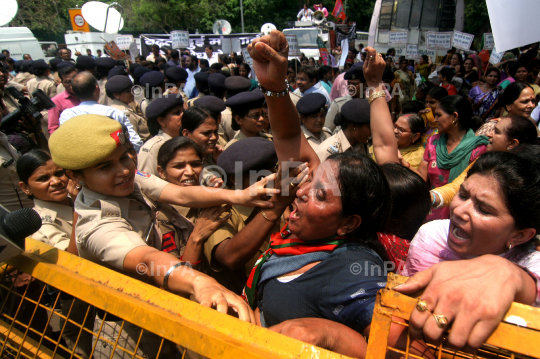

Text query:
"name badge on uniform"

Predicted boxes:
[[327, 140, 340, 155]]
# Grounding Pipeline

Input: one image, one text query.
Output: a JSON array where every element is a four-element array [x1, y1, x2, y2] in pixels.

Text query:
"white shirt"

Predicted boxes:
[[204, 52, 219, 66], [59, 101, 143, 151], [185, 67, 201, 99], [297, 8, 314, 21]]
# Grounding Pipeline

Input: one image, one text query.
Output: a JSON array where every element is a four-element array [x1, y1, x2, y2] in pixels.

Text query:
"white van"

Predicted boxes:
[[64, 31, 117, 57], [0, 27, 44, 60]]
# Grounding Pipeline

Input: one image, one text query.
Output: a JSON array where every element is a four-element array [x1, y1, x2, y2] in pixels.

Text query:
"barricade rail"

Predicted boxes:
[[366, 273, 540, 359], [0, 238, 351, 359]]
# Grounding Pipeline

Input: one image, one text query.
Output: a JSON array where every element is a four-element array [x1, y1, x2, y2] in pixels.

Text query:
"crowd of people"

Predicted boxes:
[[1, 27, 540, 359]]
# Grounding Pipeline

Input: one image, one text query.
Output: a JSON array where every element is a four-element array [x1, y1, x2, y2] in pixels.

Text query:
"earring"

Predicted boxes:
[[339, 232, 346, 236], [508, 244, 513, 250], [79, 181, 85, 186], [25, 191, 31, 195], [452, 120, 457, 126], [507, 146, 511, 150]]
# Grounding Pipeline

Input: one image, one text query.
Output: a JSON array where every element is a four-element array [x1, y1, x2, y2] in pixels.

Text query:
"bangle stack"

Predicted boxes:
[[368, 90, 386, 104], [259, 79, 289, 97], [431, 190, 444, 209]]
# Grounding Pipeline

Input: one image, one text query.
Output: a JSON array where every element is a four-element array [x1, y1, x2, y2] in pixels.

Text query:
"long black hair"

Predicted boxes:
[[157, 137, 203, 170], [180, 107, 215, 134], [16, 149, 53, 200]]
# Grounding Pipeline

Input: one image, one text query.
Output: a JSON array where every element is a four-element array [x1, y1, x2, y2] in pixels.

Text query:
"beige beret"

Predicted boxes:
[[49, 115, 124, 170]]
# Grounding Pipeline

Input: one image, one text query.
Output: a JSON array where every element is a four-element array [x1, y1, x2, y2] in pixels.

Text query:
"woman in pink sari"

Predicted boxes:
[[402, 149, 540, 305]]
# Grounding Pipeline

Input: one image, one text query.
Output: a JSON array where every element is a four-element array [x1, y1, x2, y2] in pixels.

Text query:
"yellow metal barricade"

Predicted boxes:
[[0, 238, 353, 359], [366, 273, 540, 359]]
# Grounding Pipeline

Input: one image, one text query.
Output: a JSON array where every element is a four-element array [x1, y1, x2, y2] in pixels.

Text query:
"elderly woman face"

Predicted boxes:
[[289, 161, 351, 240], [506, 87, 535, 117], [394, 115, 418, 149], [448, 174, 521, 256]]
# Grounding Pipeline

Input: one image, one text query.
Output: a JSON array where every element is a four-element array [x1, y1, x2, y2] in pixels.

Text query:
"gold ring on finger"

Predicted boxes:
[[416, 299, 430, 312], [432, 314, 449, 329], [290, 182, 297, 188]]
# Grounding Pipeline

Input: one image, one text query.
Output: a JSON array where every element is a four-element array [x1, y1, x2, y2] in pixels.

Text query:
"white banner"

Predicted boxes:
[[406, 44, 418, 58], [221, 37, 241, 53], [241, 48, 253, 65], [452, 30, 474, 51], [489, 46, 504, 65], [426, 32, 452, 50], [115, 35, 134, 50], [486, 0, 540, 53], [285, 35, 301, 57], [171, 30, 189, 49], [484, 33, 494, 50], [389, 31, 408, 44]]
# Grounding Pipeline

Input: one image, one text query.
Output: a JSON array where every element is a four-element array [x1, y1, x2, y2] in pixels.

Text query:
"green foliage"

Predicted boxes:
[[10, 0, 377, 40], [463, 0, 491, 51]]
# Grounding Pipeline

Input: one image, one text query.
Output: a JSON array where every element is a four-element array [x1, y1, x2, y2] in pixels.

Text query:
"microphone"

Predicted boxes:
[[0, 205, 42, 262]]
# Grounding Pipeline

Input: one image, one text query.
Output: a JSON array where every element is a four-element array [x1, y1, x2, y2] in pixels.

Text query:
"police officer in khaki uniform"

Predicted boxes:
[[191, 95, 227, 184], [139, 71, 166, 118], [186, 72, 209, 107], [26, 60, 57, 98], [48, 114, 257, 359], [208, 73, 226, 100], [75, 56, 95, 75], [138, 95, 184, 175], [324, 66, 364, 133], [95, 57, 116, 106], [164, 66, 189, 103], [224, 89, 273, 149], [13, 60, 35, 86], [296, 93, 332, 151], [205, 137, 304, 294], [220, 76, 252, 142], [106, 75, 151, 142], [132, 66, 151, 105], [316, 98, 371, 162]]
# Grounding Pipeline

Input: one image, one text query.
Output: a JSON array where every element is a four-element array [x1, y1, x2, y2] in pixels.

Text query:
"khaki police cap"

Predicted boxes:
[[49, 115, 124, 170]]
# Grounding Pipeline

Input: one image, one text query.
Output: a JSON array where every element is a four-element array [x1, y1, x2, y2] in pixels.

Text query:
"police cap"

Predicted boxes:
[[217, 137, 277, 176], [226, 89, 265, 111], [194, 96, 226, 113], [31, 59, 50, 70], [146, 94, 184, 120], [165, 67, 188, 82], [208, 73, 226, 90], [105, 75, 133, 93], [341, 98, 370, 124], [49, 115, 125, 170], [224, 76, 251, 95], [49, 58, 62, 71], [133, 66, 151, 79], [344, 66, 364, 81], [76, 56, 95, 70], [140, 71, 165, 88], [107, 66, 128, 79], [56, 61, 76, 69], [194, 72, 209, 84], [95, 57, 117, 69], [296, 93, 326, 116]]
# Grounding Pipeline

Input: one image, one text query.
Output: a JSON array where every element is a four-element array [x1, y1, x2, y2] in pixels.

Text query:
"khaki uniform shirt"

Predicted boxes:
[[2, 90, 19, 113], [186, 93, 204, 107], [140, 98, 156, 119], [301, 125, 332, 151], [6, 81, 24, 92], [75, 178, 192, 273], [289, 91, 302, 106], [201, 154, 223, 187], [26, 76, 57, 99], [218, 107, 237, 143], [224, 130, 273, 150], [137, 130, 172, 176], [324, 95, 352, 133], [110, 99, 151, 142], [315, 129, 366, 163], [163, 88, 189, 104], [13, 72, 35, 86], [204, 205, 279, 294], [98, 78, 112, 106], [32, 199, 73, 251], [0, 132, 34, 211]]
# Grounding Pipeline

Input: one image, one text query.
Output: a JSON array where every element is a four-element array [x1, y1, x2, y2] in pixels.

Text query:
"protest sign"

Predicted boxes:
[[452, 31, 474, 51], [426, 32, 452, 49], [115, 35, 134, 50], [171, 30, 189, 49], [389, 31, 408, 44], [484, 33, 494, 50], [285, 35, 301, 57]]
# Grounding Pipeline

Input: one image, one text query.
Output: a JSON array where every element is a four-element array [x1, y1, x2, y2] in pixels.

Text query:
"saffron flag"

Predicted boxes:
[[332, 0, 346, 21], [317, 37, 331, 66]]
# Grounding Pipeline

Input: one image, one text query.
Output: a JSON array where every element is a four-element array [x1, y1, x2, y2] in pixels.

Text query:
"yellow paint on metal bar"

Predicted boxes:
[[0, 319, 57, 359], [8, 238, 353, 359]]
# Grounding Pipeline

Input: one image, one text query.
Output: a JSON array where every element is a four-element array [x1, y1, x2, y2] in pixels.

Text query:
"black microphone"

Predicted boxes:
[[0, 206, 42, 262]]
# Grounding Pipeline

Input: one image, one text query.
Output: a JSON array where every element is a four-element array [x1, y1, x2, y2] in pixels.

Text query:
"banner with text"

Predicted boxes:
[[115, 35, 134, 51], [406, 44, 418, 58], [426, 31, 452, 50], [483, 33, 494, 50], [389, 31, 408, 45], [140, 33, 259, 59], [452, 31, 474, 51], [241, 48, 253, 65], [285, 35, 301, 57], [171, 30, 189, 49], [489, 46, 504, 65]]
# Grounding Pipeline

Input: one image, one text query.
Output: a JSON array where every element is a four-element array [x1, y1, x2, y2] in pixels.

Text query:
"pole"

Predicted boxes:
[[240, 0, 245, 33]]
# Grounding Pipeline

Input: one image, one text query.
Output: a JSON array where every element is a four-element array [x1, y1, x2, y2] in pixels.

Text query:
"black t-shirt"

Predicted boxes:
[[259, 244, 387, 333]]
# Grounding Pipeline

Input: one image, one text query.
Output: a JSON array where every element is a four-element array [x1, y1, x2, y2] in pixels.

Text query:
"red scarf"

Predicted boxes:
[[376, 232, 410, 272], [242, 224, 348, 308]]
